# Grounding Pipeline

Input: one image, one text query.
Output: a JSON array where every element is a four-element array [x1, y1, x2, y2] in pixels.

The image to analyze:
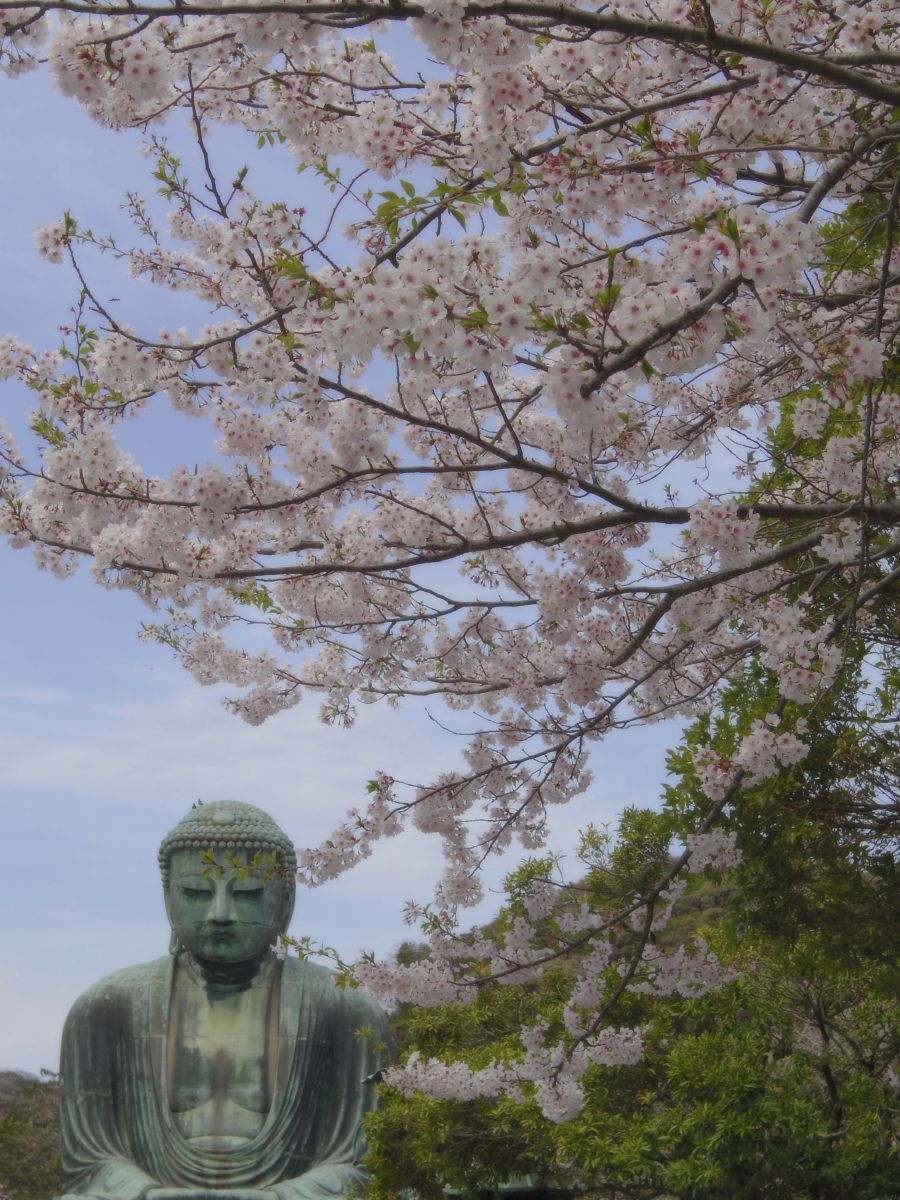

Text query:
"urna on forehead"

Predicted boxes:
[[158, 799, 298, 888]]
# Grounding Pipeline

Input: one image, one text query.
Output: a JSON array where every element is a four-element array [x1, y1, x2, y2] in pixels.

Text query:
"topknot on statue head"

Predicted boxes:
[[158, 799, 298, 896]]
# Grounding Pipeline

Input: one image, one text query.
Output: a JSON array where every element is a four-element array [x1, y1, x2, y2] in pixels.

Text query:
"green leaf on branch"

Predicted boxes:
[[30, 412, 67, 448]]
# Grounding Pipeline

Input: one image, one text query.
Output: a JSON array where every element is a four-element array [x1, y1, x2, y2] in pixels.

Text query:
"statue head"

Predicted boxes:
[[159, 800, 297, 966]]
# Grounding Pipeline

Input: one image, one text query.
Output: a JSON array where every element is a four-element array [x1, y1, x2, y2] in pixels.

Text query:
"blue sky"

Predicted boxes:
[[0, 67, 678, 1076]]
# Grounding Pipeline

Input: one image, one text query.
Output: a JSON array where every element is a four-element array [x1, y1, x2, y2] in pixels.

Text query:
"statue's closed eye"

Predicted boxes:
[[180, 887, 214, 898], [234, 888, 265, 899]]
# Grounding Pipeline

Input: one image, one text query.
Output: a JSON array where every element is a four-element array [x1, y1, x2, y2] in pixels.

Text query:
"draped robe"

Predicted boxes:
[[58, 955, 390, 1200]]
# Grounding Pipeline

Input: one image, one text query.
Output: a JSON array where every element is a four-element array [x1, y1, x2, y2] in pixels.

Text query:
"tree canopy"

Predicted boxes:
[[0, 0, 898, 1113], [365, 656, 899, 1198]]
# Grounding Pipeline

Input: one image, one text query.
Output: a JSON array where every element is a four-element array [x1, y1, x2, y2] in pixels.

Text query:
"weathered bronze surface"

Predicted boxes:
[[57, 801, 390, 1200]]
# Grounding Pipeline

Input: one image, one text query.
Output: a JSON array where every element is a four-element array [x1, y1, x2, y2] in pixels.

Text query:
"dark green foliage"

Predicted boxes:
[[560, 968, 898, 1200], [368, 896, 898, 1200], [662, 655, 899, 970], [0, 1074, 62, 1200], [367, 652, 899, 1200], [579, 808, 671, 907]]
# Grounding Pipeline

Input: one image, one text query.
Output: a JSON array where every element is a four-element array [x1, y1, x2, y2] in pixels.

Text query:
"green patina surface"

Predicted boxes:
[[56, 801, 390, 1200]]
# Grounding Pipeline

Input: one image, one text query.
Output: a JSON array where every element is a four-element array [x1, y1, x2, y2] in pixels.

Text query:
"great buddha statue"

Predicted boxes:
[[57, 800, 391, 1200]]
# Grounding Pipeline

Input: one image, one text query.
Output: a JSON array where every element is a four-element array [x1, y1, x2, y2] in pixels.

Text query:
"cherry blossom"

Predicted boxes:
[[1, 0, 898, 1116]]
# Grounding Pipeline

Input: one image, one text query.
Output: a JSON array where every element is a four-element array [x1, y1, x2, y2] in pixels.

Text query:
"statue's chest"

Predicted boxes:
[[167, 966, 277, 1144]]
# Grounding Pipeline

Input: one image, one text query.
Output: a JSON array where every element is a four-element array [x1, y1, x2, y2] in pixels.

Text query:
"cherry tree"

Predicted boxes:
[[1, 0, 897, 1119]]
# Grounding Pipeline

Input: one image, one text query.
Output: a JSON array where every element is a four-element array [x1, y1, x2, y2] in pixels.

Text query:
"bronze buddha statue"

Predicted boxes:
[[57, 801, 390, 1200]]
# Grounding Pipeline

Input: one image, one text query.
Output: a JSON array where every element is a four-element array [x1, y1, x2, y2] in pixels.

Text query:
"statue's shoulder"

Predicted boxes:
[[279, 955, 340, 999], [65, 956, 170, 1018], [280, 957, 388, 1023]]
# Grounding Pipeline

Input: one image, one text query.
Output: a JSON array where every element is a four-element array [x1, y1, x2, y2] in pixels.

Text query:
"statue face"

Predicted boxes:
[[166, 848, 291, 964]]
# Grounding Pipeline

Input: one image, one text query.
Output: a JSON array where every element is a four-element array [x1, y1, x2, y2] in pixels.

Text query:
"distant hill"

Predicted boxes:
[[0, 1072, 61, 1200], [0, 1074, 38, 1123]]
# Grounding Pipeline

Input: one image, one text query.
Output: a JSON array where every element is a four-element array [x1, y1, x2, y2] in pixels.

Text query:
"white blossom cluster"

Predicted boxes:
[[685, 830, 742, 874], [0, 4, 44, 76], [632, 938, 739, 998], [387, 1020, 644, 1124]]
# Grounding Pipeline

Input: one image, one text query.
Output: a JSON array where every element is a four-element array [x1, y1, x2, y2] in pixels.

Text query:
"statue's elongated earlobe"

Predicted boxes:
[[281, 887, 296, 936]]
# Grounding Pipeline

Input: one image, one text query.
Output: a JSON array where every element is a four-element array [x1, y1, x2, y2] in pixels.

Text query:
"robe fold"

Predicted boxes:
[[59, 955, 391, 1200]]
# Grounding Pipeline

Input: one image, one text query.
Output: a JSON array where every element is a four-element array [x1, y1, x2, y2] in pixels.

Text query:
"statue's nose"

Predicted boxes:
[[208, 882, 237, 923]]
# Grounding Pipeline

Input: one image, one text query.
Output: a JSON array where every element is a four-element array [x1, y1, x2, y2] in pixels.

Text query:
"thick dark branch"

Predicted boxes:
[[798, 121, 900, 221], [579, 274, 744, 397], [473, 3, 900, 107], [739, 501, 900, 522], [217, 508, 649, 579], [4, 1, 896, 104]]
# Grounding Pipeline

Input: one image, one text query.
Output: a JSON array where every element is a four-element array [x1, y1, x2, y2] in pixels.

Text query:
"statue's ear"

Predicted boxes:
[[281, 887, 296, 935], [163, 883, 183, 956]]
